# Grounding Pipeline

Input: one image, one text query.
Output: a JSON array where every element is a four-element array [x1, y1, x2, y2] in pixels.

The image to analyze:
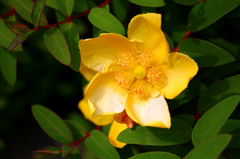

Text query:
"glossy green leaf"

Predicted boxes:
[[178, 38, 235, 67], [129, 152, 181, 159], [188, 0, 240, 32], [57, 0, 74, 17], [10, 0, 48, 26], [32, 0, 46, 28], [129, 0, 165, 7], [111, 0, 129, 22], [60, 22, 80, 72], [32, 105, 73, 144], [0, 19, 22, 52], [198, 74, 240, 113], [73, 0, 88, 12], [32, 146, 61, 158], [184, 135, 232, 159], [171, 25, 188, 44], [4, 21, 31, 34], [85, 130, 120, 159], [8, 30, 35, 51], [88, 7, 126, 35], [62, 145, 74, 157], [43, 26, 71, 66], [140, 6, 157, 13], [65, 120, 86, 141], [192, 96, 240, 147], [117, 118, 192, 146], [0, 47, 17, 86], [102, 4, 110, 11], [46, 0, 59, 9], [219, 119, 240, 148], [66, 147, 82, 159], [173, 0, 199, 6]]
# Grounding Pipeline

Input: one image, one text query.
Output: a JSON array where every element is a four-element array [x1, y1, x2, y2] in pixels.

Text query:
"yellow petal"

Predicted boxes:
[[79, 33, 138, 73], [128, 13, 170, 63], [161, 52, 198, 99], [85, 72, 128, 117], [108, 120, 128, 148], [79, 61, 97, 82], [125, 94, 171, 128], [78, 98, 113, 126]]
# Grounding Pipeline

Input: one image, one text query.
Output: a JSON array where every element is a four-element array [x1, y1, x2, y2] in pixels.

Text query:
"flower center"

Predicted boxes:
[[146, 65, 168, 88], [117, 52, 134, 68], [133, 65, 146, 79]]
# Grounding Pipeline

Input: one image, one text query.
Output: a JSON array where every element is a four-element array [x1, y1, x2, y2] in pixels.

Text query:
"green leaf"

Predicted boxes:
[[85, 0, 96, 9], [117, 118, 192, 146], [111, 0, 129, 22], [178, 38, 235, 67], [92, 26, 106, 38], [102, 4, 110, 12], [225, 5, 240, 18], [43, 26, 71, 66], [60, 22, 80, 72], [57, 0, 74, 17], [66, 147, 82, 159], [32, 105, 73, 144], [31, 0, 46, 28], [8, 30, 35, 51], [140, 6, 157, 13], [46, 0, 59, 9], [0, 47, 17, 86], [219, 119, 240, 148], [192, 96, 240, 147], [85, 130, 120, 159], [62, 145, 74, 157], [0, 19, 22, 52], [129, 0, 165, 7], [88, 7, 126, 35], [164, 32, 174, 49], [129, 152, 181, 159], [32, 146, 61, 158], [1, 0, 11, 8], [171, 25, 188, 44], [10, 0, 48, 26], [174, 114, 196, 127], [184, 135, 232, 159], [188, 0, 240, 32], [173, 0, 199, 6], [198, 74, 240, 113], [65, 120, 87, 141], [73, 0, 88, 12]]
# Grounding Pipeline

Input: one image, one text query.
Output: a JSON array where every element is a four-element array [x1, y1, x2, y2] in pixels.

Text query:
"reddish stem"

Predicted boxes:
[[95, 126, 102, 130], [172, 29, 191, 52], [0, 9, 15, 18]]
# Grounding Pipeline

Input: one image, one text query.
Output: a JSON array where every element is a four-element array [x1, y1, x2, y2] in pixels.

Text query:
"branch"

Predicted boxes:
[[172, 29, 190, 52]]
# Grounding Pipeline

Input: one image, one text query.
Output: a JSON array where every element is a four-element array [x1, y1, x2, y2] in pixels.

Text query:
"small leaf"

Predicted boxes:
[[43, 26, 71, 66], [0, 19, 22, 52], [173, 0, 199, 6], [8, 30, 35, 51], [129, 152, 181, 159], [45, 0, 59, 9], [85, 130, 120, 159], [65, 120, 87, 141], [57, 0, 74, 17], [10, 24, 31, 34], [32, 105, 73, 144], [192, 96, 240, 147], [0, 47, 17, 86], [88, 7, 126, 35], [111, 0, 129, 22], [184, 135, 232, 159], [117, 118, 192, 146], [129, 0, 165, 7], [66, 147, 82, 159], [198, 74, 240, 113], [73, 0, 88, 12], [62, 145, 74, 157], [32, 146, 61, 158], [60, 22, 80, 72], [178, 38, 235, 67], [188, 0, 240, 32], [32, 0, 46, 28]]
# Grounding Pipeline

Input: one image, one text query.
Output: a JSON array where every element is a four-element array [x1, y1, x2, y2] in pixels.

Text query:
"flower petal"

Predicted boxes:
[[125, 94, 171, 128], [79, 61, 97, 82], [161, 52, 198, 99], [128, 13, 170, 63], [85, 72, 127, 117], [78, 98, 113, 126], [79, 33, 138, 73], [108, 121, 128, 148]]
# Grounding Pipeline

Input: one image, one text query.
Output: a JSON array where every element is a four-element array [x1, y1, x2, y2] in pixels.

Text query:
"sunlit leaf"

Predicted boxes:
[[129, 0, 165, 7], [192, 96, 240, 147], [32, 105, 73, 144], [43, 26, 71, 66], [32, 0, 46, 28], [88, 7, 126, 35]]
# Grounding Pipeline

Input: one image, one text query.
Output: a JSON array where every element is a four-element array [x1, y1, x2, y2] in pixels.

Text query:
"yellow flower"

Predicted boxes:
[[78, 13, 198, 147]]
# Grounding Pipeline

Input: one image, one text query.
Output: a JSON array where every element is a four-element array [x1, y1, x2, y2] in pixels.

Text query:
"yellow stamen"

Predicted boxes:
[[133, 65, 146, 79]]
